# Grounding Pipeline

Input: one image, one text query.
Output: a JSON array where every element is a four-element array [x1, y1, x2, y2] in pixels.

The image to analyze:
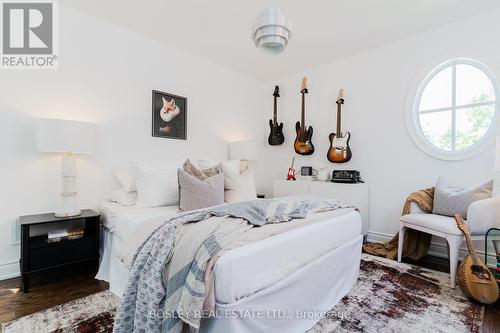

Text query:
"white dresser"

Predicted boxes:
[[273, 180, 369, 235]]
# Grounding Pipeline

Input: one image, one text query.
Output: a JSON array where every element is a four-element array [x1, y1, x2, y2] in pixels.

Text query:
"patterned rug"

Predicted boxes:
[[2, 254, 484, 333]]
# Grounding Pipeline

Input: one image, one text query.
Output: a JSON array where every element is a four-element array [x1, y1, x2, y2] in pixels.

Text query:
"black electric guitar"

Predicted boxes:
[[327, 89, 352, 163], [268, 85, 284, 146], [294, 77, 314, 155]]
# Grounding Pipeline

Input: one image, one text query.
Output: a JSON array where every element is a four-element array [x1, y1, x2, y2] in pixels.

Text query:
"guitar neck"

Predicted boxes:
[[463, 231, 480, 265], [301, 92, 305, 129], [273, 96, 277, 124], [336, 103, 342, 135]]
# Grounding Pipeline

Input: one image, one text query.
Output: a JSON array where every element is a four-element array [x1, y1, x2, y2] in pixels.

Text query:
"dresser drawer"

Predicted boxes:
[[29, 237, 94, 271]]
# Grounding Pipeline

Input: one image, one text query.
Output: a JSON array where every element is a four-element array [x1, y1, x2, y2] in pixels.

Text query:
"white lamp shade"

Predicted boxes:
[[230, 140, 258, 161], [36, 119, 97, 154]]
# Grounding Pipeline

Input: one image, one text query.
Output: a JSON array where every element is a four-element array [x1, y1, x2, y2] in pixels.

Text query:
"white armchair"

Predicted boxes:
[[398, 196, 500, 288]]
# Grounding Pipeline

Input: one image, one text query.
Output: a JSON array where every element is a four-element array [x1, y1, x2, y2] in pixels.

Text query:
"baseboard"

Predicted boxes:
[[366, 230, 498, 267], [0, 260, 20, 281]]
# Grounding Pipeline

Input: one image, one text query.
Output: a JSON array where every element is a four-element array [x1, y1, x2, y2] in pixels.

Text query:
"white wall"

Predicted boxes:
[[0, 5, 267, 279], [263, 10, 500, 259]]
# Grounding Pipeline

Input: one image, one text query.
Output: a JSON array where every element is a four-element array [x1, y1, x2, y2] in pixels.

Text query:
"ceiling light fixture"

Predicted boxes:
[[252, 7, 292, 54]]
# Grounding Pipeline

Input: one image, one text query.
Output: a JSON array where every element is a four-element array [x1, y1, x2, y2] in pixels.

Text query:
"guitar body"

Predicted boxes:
[[268, 119, 284, 145], [327, 89, 352, 163], [454, 214, 499, 304], [294, 121, 315, 155], [327, 132, 352, 163], [457, 254, 499, 304]]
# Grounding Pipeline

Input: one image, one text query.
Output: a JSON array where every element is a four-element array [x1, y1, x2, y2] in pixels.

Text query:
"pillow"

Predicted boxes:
[[197, 159, 220, 170], [198, 159, 239, 173], [113, 169, 136, 192], [178, 169, 224, 211], [183, 159, 221, 180], [220, 160, 257, 203], [131, 161, 180, 207], [109, 189, 137, 206], [432, 178, 493, 219]]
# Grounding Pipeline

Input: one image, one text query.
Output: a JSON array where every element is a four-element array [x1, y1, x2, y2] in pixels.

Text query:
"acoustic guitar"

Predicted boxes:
[[268, 85, 284, 146], [454, 214, 499, 304], [327, 89, 352, 163], [294, 77, 315, 155]]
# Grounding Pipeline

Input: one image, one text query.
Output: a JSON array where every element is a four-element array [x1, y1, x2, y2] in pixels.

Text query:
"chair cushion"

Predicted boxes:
[[400, 214, 463, 236]]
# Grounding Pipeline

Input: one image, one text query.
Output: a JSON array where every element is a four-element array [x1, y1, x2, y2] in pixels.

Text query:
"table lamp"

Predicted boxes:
[[230, 140, 258, 172], [36, 119, 97, 217]]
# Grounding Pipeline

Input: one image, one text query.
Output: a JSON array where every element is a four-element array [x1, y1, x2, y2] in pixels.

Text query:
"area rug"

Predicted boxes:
[[2, 254, 484, 333], [2, 291, 118, 333], [307, 254, 484, 333]]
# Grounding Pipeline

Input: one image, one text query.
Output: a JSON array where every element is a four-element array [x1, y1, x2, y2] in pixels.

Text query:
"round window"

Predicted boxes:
[[408, 59, 498, 160]]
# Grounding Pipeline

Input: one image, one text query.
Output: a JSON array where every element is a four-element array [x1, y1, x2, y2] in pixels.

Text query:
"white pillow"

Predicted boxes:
[[109, 189, 137, 206], [113, 169, 136, 192], [131, 161, 180, 207], [198, 159, 240, 172], [220, 160, 257, 203]]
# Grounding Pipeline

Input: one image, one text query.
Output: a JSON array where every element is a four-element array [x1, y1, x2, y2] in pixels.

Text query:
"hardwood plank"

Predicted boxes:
[[0, 265, 108, 325]]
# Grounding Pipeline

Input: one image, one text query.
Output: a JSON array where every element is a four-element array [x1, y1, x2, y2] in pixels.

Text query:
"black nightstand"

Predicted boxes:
[[19, 209, 100, 292]]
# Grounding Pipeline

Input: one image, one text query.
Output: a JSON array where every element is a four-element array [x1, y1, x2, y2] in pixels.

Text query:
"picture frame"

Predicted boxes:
[[151, 90, 187, 140]]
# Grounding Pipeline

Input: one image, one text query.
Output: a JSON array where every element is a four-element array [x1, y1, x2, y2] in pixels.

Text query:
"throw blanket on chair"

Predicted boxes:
[[113, 196, 352, 333], [363, 187, 435, 260]]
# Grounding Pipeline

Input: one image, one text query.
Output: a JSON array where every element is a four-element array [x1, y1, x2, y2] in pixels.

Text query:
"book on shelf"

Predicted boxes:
[[47, 227, 85, 243]]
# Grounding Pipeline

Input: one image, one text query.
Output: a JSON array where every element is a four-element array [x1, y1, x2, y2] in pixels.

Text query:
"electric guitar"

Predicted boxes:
[[268, 85, 284, 146], [454, 214, 499, 304], [294, 77, 314, 155], [327, 89, 352, 163], [287, 157, 296, 180]]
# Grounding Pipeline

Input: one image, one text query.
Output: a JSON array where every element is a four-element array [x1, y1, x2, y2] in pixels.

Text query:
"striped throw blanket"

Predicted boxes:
[[113, 195, 352, 333]]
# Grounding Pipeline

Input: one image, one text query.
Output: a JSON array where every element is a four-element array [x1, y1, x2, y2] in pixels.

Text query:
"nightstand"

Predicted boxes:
[[19, 209, 100, 292]]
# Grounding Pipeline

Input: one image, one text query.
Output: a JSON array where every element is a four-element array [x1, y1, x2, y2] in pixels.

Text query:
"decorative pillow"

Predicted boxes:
[[178, 169, 224, 211], [109, 188, 137, 206], [113, 169, 136, 192], [220, 160, 257, 203], [131, 161, 180, 207], [183, 159, 221, 180], [198, 159, 239, 173], [432, 178, 493, 219]]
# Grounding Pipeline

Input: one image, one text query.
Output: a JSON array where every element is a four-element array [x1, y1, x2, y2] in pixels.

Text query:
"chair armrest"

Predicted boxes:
[[467, 196, 500, 234], [409, 201, 428, 214]]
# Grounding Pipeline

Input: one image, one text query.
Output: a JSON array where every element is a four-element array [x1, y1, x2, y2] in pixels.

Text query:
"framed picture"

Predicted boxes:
[[152, 90, 187, 140]]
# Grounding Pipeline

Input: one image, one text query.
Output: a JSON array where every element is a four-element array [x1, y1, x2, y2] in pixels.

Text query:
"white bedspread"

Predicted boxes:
[[214, 209, 360, 304]]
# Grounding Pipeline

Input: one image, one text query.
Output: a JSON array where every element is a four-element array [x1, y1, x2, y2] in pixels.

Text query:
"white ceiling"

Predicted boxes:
[[64, 0, 500, 81]]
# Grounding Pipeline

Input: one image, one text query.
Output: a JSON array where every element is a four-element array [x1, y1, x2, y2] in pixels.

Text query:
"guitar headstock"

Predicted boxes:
[[454, 214, 469, 234], [336, 88, 345, 105], [301, 77, 308, 94], [273, 85, 280, 98]]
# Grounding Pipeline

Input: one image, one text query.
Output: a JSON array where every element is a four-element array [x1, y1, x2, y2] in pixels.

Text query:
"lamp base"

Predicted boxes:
[[55, 209, 81, 218]]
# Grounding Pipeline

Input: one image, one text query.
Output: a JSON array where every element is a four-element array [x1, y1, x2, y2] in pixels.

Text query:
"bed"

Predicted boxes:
[[96, 200, 363, 333]]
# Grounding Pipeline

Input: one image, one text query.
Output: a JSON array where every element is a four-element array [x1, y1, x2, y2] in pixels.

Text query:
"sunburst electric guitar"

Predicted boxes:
[[327, 89, 352, 163], [454, 214, 499, 304], [294, 77, 314, 155], [268, 85, 284, 146]]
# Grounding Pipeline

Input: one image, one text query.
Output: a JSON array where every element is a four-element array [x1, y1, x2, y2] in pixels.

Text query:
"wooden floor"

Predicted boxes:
[[0, 265, 108, 325], [0, 257, 498, 332]]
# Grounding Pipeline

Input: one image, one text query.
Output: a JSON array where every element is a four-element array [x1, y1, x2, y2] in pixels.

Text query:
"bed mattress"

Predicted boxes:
[[214, 209, 361, 304]]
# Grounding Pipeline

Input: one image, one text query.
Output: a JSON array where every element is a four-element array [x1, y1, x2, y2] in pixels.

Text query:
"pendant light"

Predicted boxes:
[[252, 7, 292, 54]]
